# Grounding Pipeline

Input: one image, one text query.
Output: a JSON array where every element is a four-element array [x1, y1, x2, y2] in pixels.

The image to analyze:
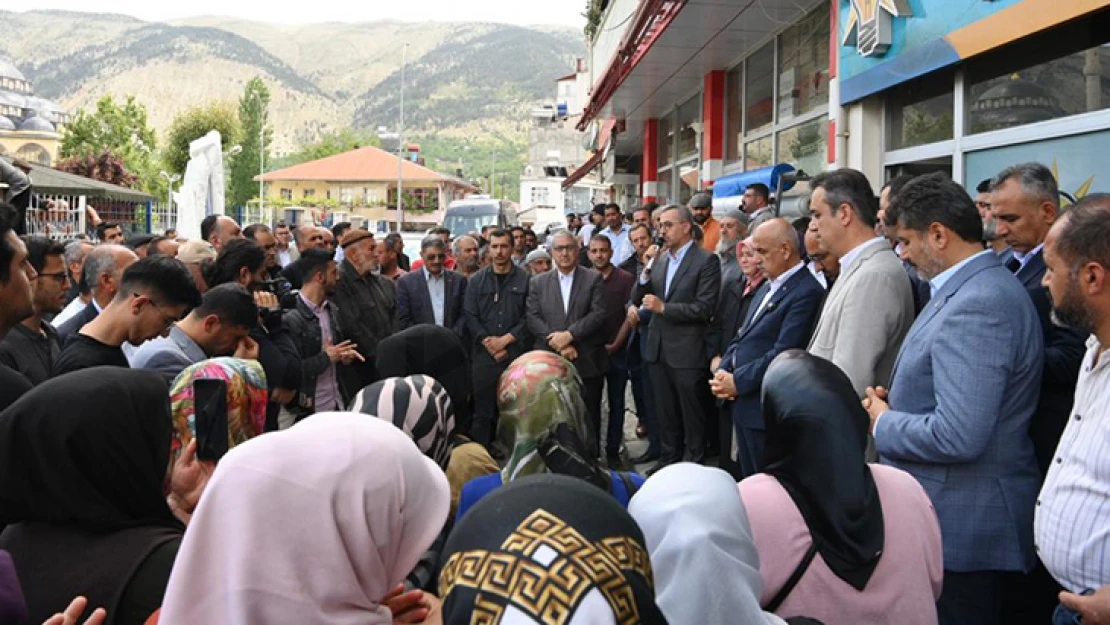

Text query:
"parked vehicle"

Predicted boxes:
[[442, 195, 518, 236]]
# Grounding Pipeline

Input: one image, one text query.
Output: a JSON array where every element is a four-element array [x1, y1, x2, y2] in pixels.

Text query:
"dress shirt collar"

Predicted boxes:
[[768, 261, 806, 294], [558, 268, 575, 281], [1011, 243, 1045, 269], [298, 292, 330, 315], [668, 239, 695, 263], [839, 237, 885, 272], [929, 249, 992, 296], [423, 266, 445, 282], [92, 297, 104, 314]]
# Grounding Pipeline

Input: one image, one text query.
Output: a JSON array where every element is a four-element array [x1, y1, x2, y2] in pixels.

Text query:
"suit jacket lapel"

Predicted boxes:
[[1016, 250, 1045, 288], [550, 271, 569, 327], [738, 282, 770, 337], [417, 270, 435, 321]]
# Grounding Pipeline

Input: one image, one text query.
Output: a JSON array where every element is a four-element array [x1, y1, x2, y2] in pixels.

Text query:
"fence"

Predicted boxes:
[[25, 194, 179, 241]]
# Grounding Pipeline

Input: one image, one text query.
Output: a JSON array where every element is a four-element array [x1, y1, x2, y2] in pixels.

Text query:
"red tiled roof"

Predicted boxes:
[[256, 145, 468, 185]]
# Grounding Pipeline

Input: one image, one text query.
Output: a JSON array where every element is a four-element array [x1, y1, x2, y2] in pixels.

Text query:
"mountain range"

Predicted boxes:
[[0, 11, 584, 159]]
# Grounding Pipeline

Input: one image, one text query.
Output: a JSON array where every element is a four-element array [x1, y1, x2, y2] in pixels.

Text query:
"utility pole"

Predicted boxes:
[[251, 90, 266, 222], [396, 42, 408, 232]]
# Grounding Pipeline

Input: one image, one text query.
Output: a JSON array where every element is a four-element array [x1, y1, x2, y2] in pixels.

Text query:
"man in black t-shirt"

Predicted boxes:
[[0, 202, 34, 409], [54, 255, 202, 376]]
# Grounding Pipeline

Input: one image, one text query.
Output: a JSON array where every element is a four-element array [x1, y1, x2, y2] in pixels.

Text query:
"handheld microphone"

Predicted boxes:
[[642, 236, 666, 279]]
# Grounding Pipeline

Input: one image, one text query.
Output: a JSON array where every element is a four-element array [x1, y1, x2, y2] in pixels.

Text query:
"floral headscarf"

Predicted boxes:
[[169, 358, 269, 455], [496, 351, 599, 483]]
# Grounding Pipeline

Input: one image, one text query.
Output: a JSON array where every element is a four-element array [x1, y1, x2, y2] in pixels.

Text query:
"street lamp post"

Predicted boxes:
[[396, 42, 409, 232], [159, 170, 182, 208]]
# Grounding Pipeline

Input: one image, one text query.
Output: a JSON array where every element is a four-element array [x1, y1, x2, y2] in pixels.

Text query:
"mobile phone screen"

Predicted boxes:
[[193, 378, 229, 462]]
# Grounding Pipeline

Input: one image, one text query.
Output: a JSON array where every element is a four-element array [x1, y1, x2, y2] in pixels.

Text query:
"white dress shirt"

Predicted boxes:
[[600, 224, 633, 266], [424, 267, 446, 326], [1035, 335, 1110, 593], [558, 269, 574, 314], [1011, 243, 1045, 272], [807, 260, 828, 290]]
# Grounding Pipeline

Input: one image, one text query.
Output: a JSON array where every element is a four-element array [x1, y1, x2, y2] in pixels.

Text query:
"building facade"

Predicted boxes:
[[575, 0, 1110, 210], [256, 145, 477, 231], [837, 0, 1110, 198], [0, 58, 70, 166]]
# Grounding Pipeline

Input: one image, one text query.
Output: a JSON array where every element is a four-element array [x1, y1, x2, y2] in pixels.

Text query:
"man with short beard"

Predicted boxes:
[[0, 203, 33, 409], [865, 173, 1043, 625], [454, 235, 481, 279], [0, 236, 66, 385], [689, 192, 720, 253], [1034, 195, 1110, 625], [464, 229, 531, 446], [333, 230, 398, 389]]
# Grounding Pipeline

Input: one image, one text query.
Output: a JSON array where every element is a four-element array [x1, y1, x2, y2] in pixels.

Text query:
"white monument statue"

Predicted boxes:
[[174, 130, 228, 240]]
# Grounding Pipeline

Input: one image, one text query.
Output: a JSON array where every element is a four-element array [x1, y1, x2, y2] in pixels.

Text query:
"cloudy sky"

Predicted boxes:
[[21, 0, 586, 27]]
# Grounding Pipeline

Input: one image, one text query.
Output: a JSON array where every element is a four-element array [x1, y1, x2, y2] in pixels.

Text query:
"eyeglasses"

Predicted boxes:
[[424, 253, 446, 261], [658, 221, 676, 230], [138, 294, 180, 329], [552, 245, 576, 253], [36, 271, 68, 285]]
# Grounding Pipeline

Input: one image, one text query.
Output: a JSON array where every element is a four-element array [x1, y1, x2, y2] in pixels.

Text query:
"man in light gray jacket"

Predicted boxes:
[[807, 169, 915, 400]]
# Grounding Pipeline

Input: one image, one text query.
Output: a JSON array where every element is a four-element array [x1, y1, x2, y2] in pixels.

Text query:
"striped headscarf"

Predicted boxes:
[[169, 358, 269, 455], [350, 375, 455, 469]]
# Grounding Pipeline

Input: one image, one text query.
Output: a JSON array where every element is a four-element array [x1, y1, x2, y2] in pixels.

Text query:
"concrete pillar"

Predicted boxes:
[[642, 119, 659, 202], [701, 70, 726, 186]]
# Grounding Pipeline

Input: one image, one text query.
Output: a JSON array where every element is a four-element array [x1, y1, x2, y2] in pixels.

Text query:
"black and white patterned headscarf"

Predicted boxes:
[[350, 375, 455, 469]]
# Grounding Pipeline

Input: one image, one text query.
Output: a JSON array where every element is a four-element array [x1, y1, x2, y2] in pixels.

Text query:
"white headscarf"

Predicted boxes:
[[158, 412, 450, 625], [628, 463, 787, 625]]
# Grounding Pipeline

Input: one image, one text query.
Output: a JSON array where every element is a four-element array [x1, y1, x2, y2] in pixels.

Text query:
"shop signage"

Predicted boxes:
[[842, 0, 913, 58]]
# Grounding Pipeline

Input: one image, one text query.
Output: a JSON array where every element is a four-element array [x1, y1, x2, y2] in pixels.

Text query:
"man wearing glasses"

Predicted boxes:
[[0, 236, 68, 385], [396, 236, 468, 337], [54, 255, 202, 375]]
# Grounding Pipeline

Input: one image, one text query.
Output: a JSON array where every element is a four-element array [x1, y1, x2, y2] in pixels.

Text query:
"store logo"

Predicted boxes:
[[842, 0, 912, 58]]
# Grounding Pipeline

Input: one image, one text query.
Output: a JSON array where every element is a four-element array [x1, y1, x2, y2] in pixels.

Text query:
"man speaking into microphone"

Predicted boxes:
[[629, 204, 720, 473]]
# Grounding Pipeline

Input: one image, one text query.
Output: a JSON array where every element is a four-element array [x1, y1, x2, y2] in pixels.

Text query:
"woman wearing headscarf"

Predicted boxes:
[[375, 325, 472, 438], [438, 473, 667, 625], [738, 351, 942, 624], [706, 236, 767, 479], [165, 358, 269, 522], [629, 463, 787, 625], [157, 413, 450, 624], [350, 375, 459, 591], [0, 369, 186, 625], [454, 351, 645, 522]]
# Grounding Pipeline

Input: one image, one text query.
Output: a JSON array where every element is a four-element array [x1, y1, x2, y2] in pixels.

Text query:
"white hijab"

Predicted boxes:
[[628, 463, 787, 625], [158, 412, 450, 625]]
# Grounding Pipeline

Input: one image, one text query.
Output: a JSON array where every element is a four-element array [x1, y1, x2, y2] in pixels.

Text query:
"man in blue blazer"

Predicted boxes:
[[396, 237, 467, 338], [865, 173, 1044, 625], [711, 218, 823, 477]]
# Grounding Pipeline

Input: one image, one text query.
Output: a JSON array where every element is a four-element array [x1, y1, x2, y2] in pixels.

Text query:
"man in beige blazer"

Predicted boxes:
[[806, 169, 915, 401]]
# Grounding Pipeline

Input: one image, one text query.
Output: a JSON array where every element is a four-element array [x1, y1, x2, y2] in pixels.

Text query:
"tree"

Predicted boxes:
[[163, 101, 243, 176], [56, 150, 139, 188], [228, 77, 273, 208], [59, 95, 157, 190]]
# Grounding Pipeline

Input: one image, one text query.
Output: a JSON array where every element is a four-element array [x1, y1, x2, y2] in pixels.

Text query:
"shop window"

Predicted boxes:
[[778, 3, 830, 122], [886, 69, 955, 150], [746, 43, 775, 134], [726, 67, 742, 162], [967, 16, 1110, 135], [658, 115, 674, 167], [654, 175, 672, 204], [678, 161, 699, 204], [744, 136, 773, 170], [677, 96, 700, 160], [777, 118, 828, 174]]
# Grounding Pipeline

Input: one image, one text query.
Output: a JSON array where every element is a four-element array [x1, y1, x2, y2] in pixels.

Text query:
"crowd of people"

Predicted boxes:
[[0, 158, 1108, 625]]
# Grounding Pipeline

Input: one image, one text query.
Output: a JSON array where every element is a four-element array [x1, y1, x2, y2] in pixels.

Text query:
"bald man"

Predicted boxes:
[[709, 218, 824, 477]]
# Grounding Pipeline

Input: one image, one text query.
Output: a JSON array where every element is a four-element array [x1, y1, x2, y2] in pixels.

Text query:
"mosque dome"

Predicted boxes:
[[18, 114, 55, 132]]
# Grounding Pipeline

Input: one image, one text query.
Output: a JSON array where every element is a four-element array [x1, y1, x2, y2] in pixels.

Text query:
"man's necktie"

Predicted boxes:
[[1006, 257, 1021, 273]]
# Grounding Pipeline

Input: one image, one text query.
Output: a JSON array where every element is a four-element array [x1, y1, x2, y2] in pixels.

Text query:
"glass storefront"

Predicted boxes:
[[778, 5, 830, 122], [886, 69, 955, 150], [746, 43, 775, 134], [777, 118, 827, 175]]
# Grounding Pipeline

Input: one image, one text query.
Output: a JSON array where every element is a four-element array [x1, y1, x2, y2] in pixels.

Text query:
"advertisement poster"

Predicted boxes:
[[964, 130, 1106, 203]]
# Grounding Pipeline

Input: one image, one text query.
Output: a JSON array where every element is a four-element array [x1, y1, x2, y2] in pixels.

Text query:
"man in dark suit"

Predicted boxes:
[[396, 236, 467, 338], [989, 162, 1087, 624], [710, 218, 824, 477], [621, 223, 660, 462], [526, 230, 607, 448], [629, 204, 721, 471]]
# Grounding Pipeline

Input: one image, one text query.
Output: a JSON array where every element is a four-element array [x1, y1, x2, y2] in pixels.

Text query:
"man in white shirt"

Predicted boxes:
[[600, 204, 633, 267], [1033, 194, 1110, 625]]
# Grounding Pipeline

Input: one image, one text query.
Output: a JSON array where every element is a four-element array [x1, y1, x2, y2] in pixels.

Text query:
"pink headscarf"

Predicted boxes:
[[158, 412, 450, 624]]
